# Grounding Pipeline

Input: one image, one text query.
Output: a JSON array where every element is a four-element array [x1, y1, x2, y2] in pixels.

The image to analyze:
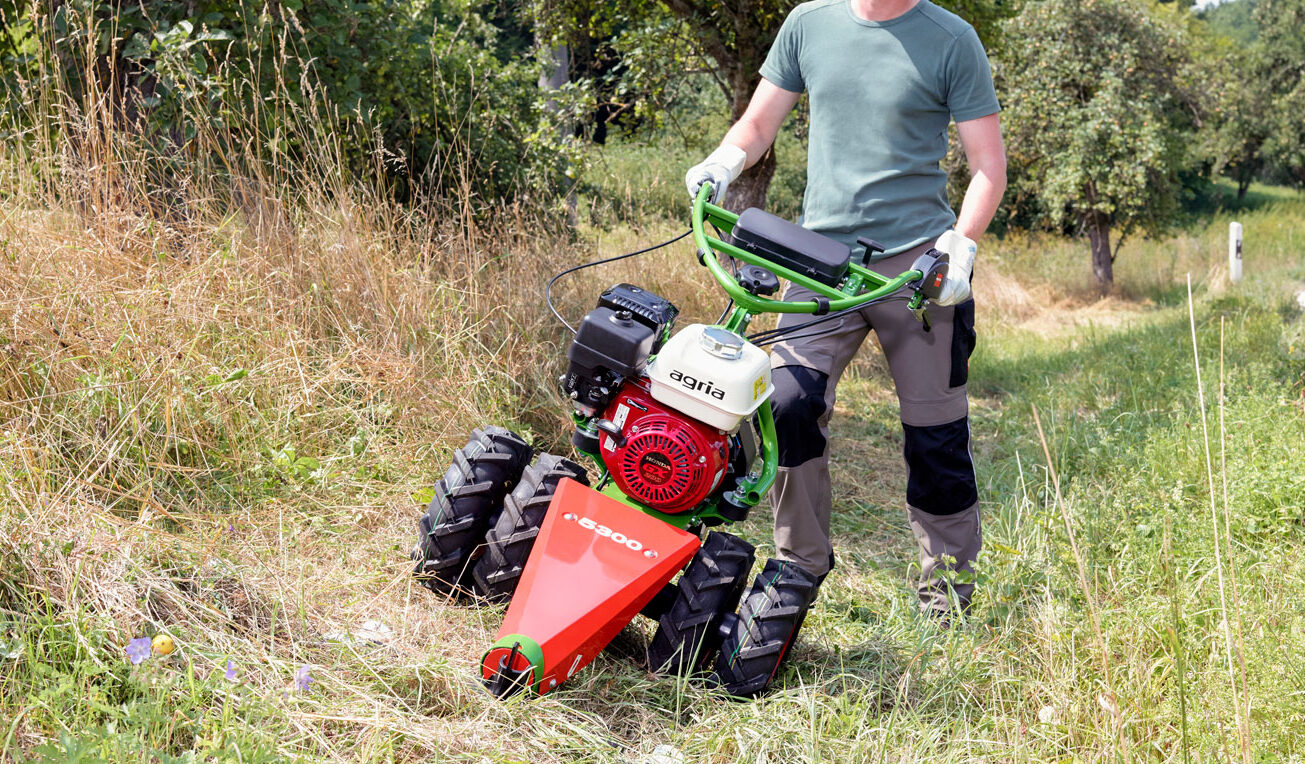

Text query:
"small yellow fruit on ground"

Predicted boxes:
[[152, 634, 175, 656]]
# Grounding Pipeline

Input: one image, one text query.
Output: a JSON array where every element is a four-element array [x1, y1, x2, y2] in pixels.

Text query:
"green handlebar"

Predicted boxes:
[[692, 185, 924, 314]]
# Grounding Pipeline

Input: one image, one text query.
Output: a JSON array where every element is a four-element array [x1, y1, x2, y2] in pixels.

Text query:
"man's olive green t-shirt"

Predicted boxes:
[[760, 0, 1000, 256]]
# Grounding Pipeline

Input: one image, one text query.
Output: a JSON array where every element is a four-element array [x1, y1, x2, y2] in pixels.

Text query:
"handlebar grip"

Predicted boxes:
[[909, 250, 949, 300]]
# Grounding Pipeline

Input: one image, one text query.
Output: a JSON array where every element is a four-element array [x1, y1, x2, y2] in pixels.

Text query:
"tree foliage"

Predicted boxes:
[[2, 0, 577, 204], [533, 0, 692, 142], [1202, 42, 1271, 198], [1200, 0, 1258, 44], [1249, 0, 1305, 187], [1200, 0, 1305, 194], [534, 0, 790, 210], [999, 0, 1197, 287]]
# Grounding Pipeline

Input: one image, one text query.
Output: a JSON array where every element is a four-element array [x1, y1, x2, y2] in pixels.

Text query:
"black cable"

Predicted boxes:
[[715, 298, 734, 325], [710, 222, 738, 325], [709, 221, 731, 251], [545, 229, 692, 333], [753, 299, 906, 348], [747, 295, 910, 344], [752, 321, 849, 347], [748, 309, 854, 343]]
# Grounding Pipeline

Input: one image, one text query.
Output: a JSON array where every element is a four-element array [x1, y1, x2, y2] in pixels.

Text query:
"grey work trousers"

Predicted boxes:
[[765, 240, 981, 614]]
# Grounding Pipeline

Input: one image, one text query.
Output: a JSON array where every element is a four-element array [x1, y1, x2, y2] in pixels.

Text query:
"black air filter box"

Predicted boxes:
[[732, 208, 851, 287], [562, 307, 657, 411], [597, 284, 678, 351]]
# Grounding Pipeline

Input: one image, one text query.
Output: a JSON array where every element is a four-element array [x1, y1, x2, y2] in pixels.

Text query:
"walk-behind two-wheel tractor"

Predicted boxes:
[[410, 187, 950, 699]]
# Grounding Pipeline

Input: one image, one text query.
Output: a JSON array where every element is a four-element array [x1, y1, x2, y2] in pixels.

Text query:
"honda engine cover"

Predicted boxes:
[[599, 381, 728, 514]]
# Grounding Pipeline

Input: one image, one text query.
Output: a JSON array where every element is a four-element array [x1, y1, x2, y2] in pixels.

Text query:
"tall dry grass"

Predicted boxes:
[[0, 24, 642, 759], [0, 9, 770, 757]]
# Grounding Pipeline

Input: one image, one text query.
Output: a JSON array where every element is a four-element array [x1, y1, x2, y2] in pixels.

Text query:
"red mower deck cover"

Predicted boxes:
[[482, 479, 700, 694]]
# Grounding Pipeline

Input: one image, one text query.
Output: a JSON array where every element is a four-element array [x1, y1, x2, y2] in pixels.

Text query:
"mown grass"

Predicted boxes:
[[3, 97, 1305, 763]]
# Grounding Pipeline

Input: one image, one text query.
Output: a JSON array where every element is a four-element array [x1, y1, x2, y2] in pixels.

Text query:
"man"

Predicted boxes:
[[685, 0, 1006, 623]]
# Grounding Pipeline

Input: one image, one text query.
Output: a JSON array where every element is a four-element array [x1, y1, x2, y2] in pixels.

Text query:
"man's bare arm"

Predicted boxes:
[[720, 79, 802, 168], [953, 113, 1007, 241]]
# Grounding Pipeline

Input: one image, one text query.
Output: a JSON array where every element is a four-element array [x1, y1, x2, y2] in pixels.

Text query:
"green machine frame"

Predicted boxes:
[[571, 186, 937, 530]]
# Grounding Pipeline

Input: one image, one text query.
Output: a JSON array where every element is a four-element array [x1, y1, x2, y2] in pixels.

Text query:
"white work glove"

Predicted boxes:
[[684, 144, 748, 204], [933, 229, 976, 306]]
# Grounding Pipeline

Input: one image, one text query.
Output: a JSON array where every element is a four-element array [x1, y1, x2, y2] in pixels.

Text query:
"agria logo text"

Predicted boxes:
[[668, 369, 726, 400]]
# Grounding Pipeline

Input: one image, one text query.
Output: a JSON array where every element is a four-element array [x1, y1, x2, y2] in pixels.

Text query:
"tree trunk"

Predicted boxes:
[[1236, 165, 1253, 199], [538, 44, 570, 109], [1086, 210, 1114, 289], [727, 149, 777, 212], [537, 43, 576, 223], [722, 72, 776, 213]]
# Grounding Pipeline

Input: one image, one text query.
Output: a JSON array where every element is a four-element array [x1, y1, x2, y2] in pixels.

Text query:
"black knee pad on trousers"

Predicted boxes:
[[903, 417, 978, 515], [771, 365, 829, 468]]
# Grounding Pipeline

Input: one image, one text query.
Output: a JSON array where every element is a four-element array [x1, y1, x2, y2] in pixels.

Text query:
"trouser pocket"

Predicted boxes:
[[948, 300, 976, 388]]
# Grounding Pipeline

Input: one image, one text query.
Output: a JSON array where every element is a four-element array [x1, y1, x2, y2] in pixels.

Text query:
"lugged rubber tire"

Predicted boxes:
[[412, 426, 532, 595], [713, 558, 819, 698], [472, 453, 590, 602], [647, 531, 755, 676]]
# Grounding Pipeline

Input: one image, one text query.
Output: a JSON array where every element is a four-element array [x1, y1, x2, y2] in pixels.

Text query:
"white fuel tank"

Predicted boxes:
[[646, 324, 773, 432]]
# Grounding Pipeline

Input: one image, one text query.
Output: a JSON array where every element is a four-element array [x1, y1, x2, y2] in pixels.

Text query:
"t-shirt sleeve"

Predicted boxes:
[[759, 10, 805, 93], [943, 27, 1000, 122]]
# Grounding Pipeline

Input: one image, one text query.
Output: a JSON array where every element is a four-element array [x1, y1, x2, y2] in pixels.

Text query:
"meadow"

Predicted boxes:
[[1, 121, 1304, 762]]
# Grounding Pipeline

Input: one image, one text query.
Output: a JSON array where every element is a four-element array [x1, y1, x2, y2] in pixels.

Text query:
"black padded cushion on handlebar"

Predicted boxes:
[[731, 208, 851, 288]]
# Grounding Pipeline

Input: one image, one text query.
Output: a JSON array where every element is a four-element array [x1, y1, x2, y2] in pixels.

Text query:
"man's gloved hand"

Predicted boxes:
[[685, 144, 748, 204], [933, 229, 976, 306]]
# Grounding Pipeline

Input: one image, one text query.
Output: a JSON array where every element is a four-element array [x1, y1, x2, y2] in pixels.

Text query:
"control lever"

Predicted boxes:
[[856, 236, 886, 266], [594, 418, 627, 448], [909, 301, 932, 332], [906, 250, 949, 333]]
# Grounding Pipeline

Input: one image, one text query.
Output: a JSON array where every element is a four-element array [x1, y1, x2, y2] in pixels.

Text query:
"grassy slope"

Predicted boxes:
[[1, 167, 1303, 762]]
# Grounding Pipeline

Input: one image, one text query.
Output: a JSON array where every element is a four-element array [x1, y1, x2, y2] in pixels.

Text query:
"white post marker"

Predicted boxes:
[[1229, 221, 1243, 283]]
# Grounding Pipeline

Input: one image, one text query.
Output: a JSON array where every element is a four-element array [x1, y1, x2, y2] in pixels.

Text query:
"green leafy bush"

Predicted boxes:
[[2, 0, 578, 205]]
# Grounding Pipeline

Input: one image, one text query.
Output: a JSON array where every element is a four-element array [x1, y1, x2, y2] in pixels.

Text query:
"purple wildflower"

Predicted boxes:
[[125, 637, 152, 665], [224, 659, 238, 682], [294, 664, 313, 692]]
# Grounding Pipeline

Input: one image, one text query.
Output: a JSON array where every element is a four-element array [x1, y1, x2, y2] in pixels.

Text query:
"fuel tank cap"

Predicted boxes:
[[699, 326, 745, 359]]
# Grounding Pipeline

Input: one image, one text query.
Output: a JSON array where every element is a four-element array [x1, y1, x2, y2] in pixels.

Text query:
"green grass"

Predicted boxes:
[[810, 281, 1305, 761], [2, 154, 1305, 761], [984, 179, 1305, 307]]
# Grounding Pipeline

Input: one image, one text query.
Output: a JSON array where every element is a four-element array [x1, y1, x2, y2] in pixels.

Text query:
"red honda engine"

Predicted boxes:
[[598, 380, 728, 514]]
